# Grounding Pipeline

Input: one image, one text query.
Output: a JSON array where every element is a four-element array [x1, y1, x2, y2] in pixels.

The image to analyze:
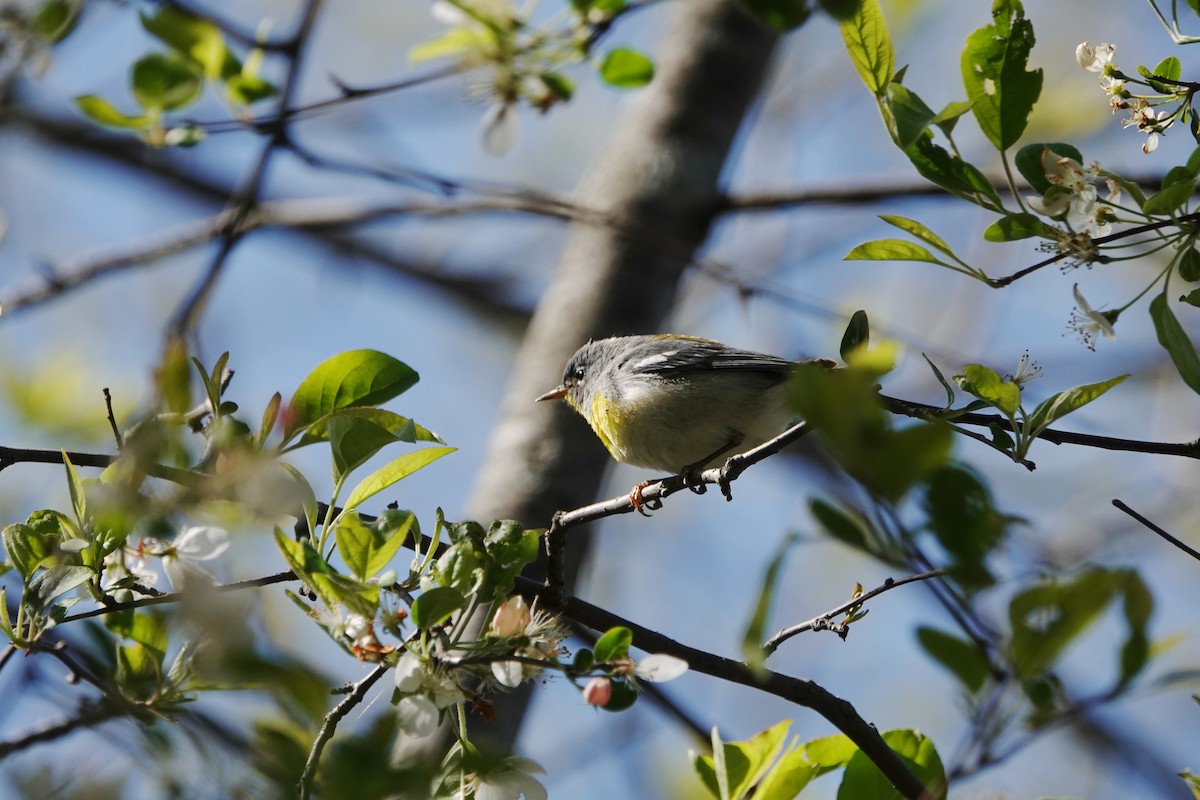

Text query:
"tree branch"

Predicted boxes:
[[297, 662, 391, 799], [762, 569, 946, 655], [517, 578, 930, 800], [1112, 498, 1200, 562]]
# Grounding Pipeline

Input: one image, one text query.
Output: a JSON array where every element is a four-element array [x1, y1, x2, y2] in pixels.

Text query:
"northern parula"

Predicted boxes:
[[537, 335, 835, 475]]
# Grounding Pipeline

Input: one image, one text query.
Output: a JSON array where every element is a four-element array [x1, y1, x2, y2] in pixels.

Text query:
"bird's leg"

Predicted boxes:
[[629, 432, 745, 514], [680, 431, 743, 495], [629, 480, 663, 516]]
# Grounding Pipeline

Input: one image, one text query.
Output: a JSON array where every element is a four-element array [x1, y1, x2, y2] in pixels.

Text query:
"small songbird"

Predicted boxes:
[[537, 335, 835, 475]]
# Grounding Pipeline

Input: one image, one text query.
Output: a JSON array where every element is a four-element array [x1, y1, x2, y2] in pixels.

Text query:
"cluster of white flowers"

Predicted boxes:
[[103, 525, 230, 591], [1027, 148, 1120, 237], [1076, 42, 1169, 154], [394, 650, 469, 737], [486, 596, 566, 688]]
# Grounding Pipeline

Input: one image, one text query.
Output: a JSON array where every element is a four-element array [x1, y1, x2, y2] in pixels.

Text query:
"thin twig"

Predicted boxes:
[[986, 212, 1200, 288], [1112, 498, 1200, 562], [763, 569, 946, 655], [297, 662, 390, 799], [102, 387, 122, 448], [167, 0, 327, 339], [0, 698, 128, 761], [0, 444, 199, 484], [60, 571, 296, 623], [882, 396, 1200, 459]]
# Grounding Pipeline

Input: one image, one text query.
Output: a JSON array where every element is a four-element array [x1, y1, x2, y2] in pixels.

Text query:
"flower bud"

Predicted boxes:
[[582, 677, 612, 707]]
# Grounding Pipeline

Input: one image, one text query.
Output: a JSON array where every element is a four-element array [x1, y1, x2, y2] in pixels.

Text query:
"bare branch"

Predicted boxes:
[[1113, 498, 1200, 562], [763, 569, 946, 655], [520, 578, 930, 800], [0, 698, 128, 761], [882, 396, 1200, 460], [297, 662, 391, 799]]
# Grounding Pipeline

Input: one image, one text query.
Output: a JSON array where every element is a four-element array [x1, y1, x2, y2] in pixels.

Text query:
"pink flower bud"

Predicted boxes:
[[491, 596, 531, 638], [582, 677, 612, 707]]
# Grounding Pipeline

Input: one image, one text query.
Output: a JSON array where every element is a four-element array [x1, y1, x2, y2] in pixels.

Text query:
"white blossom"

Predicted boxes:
[[481, 102, 520, 156], [1069, 284, 1118, 350], [1075, 42, 1115, 72], [155, 526, 229, 590], [634, 653, 689, 683], [396, 694, 439, 737]]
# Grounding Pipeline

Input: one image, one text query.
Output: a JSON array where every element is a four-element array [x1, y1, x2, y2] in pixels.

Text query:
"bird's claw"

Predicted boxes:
[[630, 480, 662, 516]]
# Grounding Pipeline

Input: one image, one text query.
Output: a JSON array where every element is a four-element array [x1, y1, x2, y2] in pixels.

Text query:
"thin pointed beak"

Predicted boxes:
[[536, 386, 567, 402]]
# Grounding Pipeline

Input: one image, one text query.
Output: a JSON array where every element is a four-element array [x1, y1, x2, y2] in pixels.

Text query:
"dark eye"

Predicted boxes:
[[573, 365, 586, 380]]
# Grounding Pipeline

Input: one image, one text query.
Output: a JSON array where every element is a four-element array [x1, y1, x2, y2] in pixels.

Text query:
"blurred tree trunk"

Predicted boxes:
[[401, 0, 779, 759]]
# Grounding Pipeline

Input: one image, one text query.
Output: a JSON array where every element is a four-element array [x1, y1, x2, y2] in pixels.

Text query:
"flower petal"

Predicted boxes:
[[396, 694, 439, 737], [634, 653, 689, 682]]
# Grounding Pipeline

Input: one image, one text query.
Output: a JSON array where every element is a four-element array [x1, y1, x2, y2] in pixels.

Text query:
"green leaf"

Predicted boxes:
[[1182, 289, 1200, 307], [131, 52, 204, 112], [905, 132, 1002, 207], [957, 364, 1020, 417], [887, 83, 936, 149], [1143, 176, 1196, 215], [342, 447, 456, 511], [1182, 770, 1200, 800], [297, 407, 442, 448], [916, 626, 989, 693], [922, 464, 1010, 590], [274, 529, 332, 573], [140, 6, 230, 79], [335, 511, 414, 581], [804, 734, 857, 772], [410, 28, 487, 65], [1026, 373, 1129, 437], [922, 354, 956, 408], [810, 498, 871, 552], [1118, 570, 1153, 687], [74, 95, 152, 130], [1150, 293, 1200, 394], [1147, 55, 1183, 93], [62, 451, 87, 527], [602, 679, 639, 712], [1008, 567, 1124, 680], [1180, 248, 1200, 282], [410, 586, 466, 629], [740, 0, 811, 31], [840, 310, 870, 361], [225, 73, 278, 105], [879, 216, 957, 258], [694, 722, 792, 800], [840, 730, 946, 800], [285, 350, 419, 438], [28, 565, 92, 612], [755, 747, 820, 800], [328, 414, 407, 483], [116, 642, 162, 699], [791, 362, 952, 503], [3, 523, 55, 579], [839, 0, 894, 96], [1015, 143, 1084, 193], [742, 533, 798, 673], [930, 99, 974, 136], [598, 48, 655, 88], [1099, 169, 1146, 209], [594, 626, 633, 662], [845, 238, 952, 267], [32, 0, 80, 43], [960, 0, 1043, 151], [983, 213, 1045, 242]]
